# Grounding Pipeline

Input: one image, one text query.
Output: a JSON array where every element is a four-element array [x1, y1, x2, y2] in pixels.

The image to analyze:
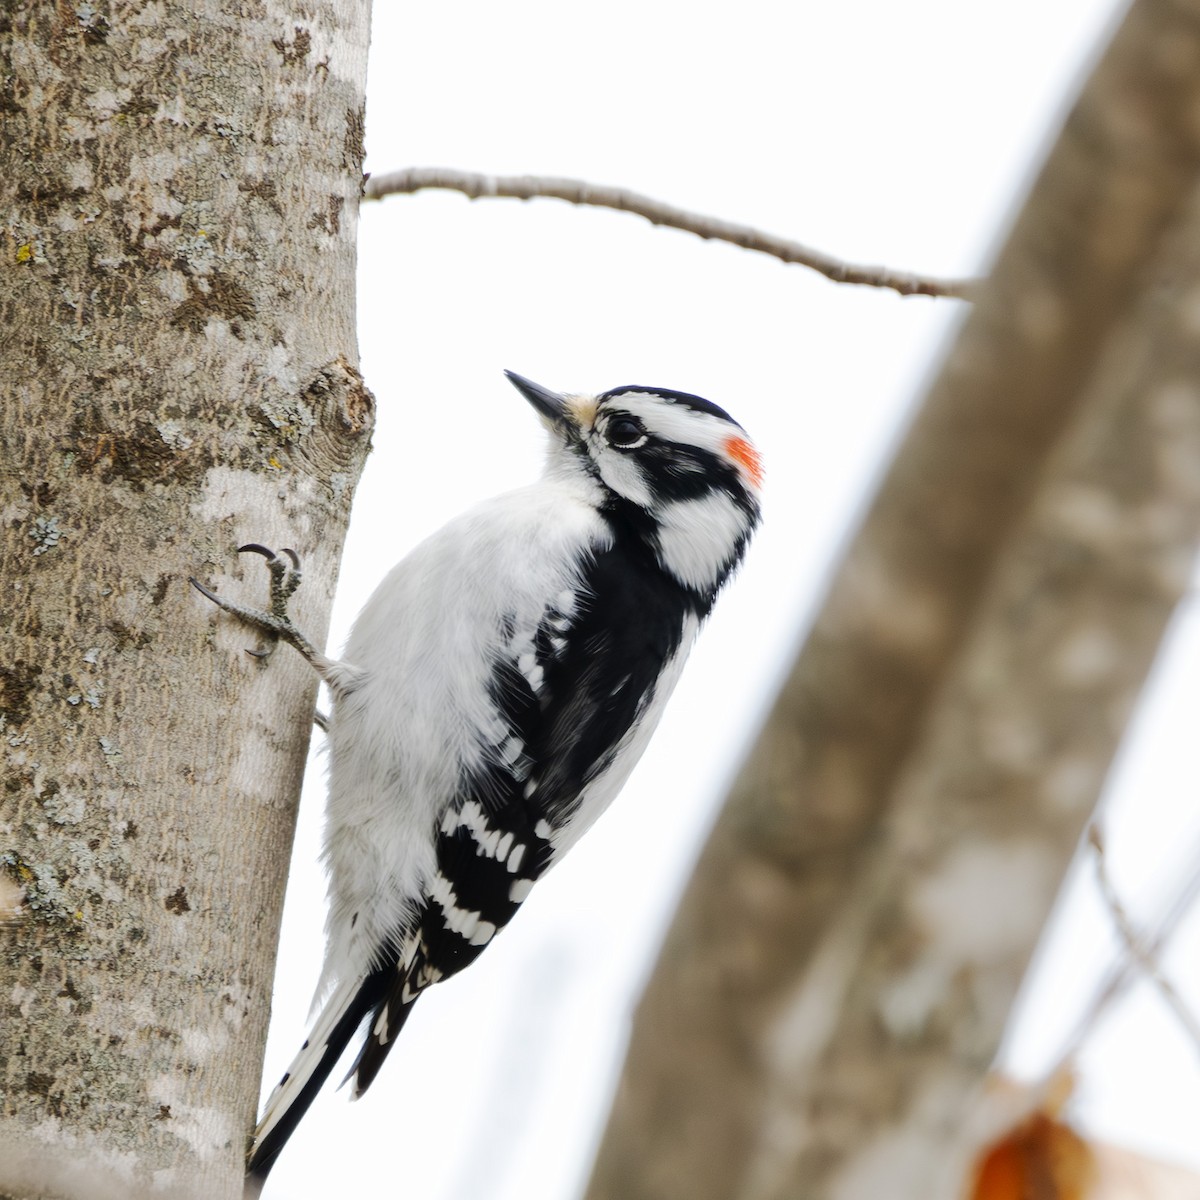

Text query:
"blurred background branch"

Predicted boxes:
[[584, 0, 1200, 1196]]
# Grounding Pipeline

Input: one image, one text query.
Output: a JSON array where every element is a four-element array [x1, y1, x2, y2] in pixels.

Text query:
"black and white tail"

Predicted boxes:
[[245, 970, 391, 1189]]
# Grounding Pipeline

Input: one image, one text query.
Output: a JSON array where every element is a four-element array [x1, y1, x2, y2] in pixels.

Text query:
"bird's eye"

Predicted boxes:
[[606, 417, 646, 448]]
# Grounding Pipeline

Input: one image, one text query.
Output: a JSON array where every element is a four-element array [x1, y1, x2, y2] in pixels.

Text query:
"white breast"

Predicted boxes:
[[317, 479, 610, 994]]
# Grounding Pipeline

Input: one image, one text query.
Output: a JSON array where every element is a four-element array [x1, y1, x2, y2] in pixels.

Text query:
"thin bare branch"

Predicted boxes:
[[1053, 829, 1200, 1070], [1088, 826, 1200, 1056], [363, 166, 979, 300]]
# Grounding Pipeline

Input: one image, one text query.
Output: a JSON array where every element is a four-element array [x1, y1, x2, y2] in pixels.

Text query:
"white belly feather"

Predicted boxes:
[[317, 479, 611, 994]]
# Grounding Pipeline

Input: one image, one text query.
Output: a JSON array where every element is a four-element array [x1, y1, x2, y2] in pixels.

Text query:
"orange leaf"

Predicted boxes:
[[970, 1112, 1096, 1200]]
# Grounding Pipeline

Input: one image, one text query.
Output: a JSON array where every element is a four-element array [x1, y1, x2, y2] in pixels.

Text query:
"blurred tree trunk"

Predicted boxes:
[[585, 1, 1200, 1198], [0, 4, 372, 1198]]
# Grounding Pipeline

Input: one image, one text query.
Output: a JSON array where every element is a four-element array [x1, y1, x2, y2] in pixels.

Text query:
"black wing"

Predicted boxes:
[[349, 539, 697, 1093]]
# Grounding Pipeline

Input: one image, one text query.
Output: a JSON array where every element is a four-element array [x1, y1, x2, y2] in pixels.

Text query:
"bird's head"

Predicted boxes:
[[506, 370, 762, 600]]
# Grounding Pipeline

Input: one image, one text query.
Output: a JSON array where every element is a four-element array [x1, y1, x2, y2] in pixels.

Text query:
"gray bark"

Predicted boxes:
[[585, 0, 1200, 1197], [0, 4, 373, 1198]]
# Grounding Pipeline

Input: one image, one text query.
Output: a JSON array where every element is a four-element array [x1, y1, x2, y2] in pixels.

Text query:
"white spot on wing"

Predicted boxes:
[[452, 801, 534, 865], [372, 1007, 390, 1044], [509, 877, 535, 903], [517, 651, 544, 693], [470, 920, 497, 946], [429, 872, 489, 945]]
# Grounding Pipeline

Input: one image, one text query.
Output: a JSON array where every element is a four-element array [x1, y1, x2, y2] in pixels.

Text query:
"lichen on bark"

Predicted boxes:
[[0, 3, 374, 1197]]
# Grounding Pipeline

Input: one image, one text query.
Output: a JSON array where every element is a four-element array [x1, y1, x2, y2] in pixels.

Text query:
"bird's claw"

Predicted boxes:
[[191, 544, 310, 660], [237, 545, 303, 616], [188, 576, 226, 611]]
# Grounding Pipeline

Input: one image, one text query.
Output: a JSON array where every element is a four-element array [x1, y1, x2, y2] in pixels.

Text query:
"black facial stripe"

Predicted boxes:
[[587, 403, 756, 517], [636, 443, 753, 508], [598, 385, 744, 431]]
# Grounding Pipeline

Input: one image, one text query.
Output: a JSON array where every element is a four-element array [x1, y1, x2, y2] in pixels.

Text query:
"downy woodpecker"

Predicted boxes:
[[192, 371, 762, 1185]]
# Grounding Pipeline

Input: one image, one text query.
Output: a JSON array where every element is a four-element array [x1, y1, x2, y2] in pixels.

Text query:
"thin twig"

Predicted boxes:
[[1087, 826, 1200, 1056], [364, 167, 979, 301], [1090, 827, 1200, 1053], [1051, 825, 1200, 1073]]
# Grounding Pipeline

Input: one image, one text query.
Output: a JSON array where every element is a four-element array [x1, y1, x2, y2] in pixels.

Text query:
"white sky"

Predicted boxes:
[[261, 1, 1200, 1195]]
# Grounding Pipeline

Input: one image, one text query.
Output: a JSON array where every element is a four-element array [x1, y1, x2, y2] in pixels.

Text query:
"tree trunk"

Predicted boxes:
[[585, 1, 1200, 1198], [0, 5, 373, 1198]]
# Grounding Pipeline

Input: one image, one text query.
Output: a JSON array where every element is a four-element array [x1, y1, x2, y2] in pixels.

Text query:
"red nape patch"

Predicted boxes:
[[724, 436, 764, 489]]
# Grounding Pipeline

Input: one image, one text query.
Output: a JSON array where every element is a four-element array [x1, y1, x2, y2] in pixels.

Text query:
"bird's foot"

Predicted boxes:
[[191, 544, 320, 663]]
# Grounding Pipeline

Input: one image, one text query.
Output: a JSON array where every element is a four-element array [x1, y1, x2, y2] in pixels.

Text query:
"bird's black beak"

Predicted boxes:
[[505, 370, 569, 428]]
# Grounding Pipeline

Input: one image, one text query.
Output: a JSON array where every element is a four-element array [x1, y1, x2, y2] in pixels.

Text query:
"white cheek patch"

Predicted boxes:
[[654, 490, 748, 591], [594, 444, 655, 507]]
